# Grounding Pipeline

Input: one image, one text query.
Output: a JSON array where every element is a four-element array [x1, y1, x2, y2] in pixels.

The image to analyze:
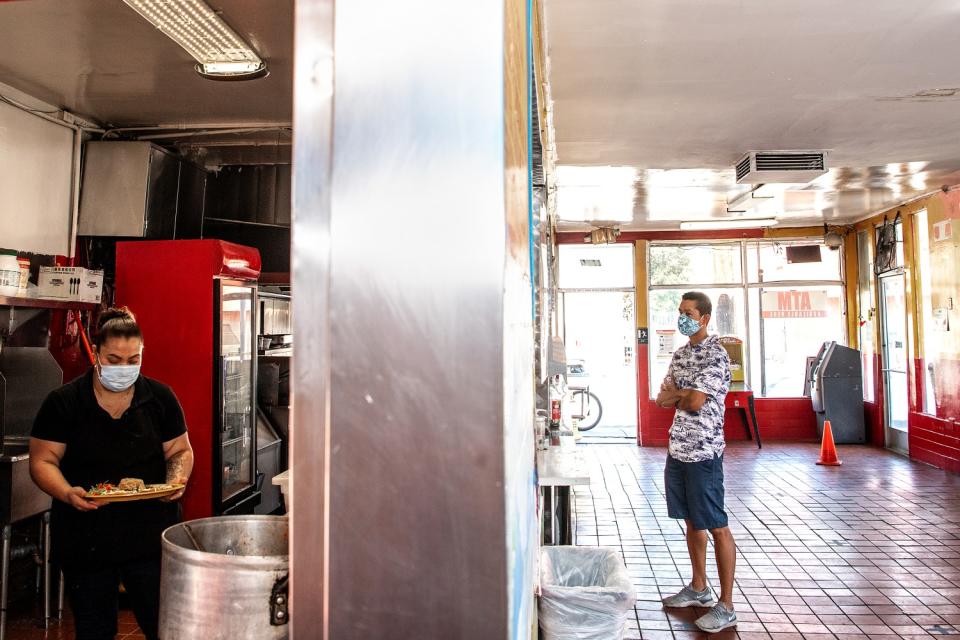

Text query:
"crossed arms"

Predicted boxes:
[[656, 379, 707, 413]]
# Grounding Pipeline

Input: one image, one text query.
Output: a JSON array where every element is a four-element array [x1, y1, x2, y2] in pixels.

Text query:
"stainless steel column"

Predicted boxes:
[[291, 0, 535, 638], [42, 512, 50, 627], [57, 571, 64, 619], [290, 0, 334, 638]]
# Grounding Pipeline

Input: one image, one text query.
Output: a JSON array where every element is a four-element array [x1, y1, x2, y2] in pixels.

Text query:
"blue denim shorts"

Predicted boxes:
[[665, 453, 728, 531]]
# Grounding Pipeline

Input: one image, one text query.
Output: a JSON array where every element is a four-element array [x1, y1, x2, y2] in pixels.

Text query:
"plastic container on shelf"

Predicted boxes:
[[0, 251, 21, 296], [539, 546, 636, 640], [16, 257, 29, 290]]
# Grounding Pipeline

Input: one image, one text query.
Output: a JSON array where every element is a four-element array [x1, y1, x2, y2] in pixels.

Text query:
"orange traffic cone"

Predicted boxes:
[[816, 420, 842, 466]]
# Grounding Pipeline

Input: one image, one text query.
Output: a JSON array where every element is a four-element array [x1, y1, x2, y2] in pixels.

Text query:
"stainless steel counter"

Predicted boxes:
[[537, 438, 590, 546], [537, 440, 590, 487]]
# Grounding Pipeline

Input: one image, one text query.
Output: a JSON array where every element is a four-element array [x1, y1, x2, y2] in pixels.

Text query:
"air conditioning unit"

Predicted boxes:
[[735, 151, 827, 185]]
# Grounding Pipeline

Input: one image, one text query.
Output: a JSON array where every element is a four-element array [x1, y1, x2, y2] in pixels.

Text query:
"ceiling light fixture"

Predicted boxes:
[[680, 218, 778, 231], [121, 0, 268, 80]]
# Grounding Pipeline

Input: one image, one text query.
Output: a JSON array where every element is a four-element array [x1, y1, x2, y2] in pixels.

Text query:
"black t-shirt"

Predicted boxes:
[[31, 370, 187, 569]]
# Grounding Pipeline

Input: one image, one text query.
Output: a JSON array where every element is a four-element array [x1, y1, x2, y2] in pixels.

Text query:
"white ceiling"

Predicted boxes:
[[544, 0, 960, 230], [0, 0, 292, 165]]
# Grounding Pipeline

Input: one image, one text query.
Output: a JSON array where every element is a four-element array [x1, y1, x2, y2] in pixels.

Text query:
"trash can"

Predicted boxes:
[[539, 546, 636, 640]]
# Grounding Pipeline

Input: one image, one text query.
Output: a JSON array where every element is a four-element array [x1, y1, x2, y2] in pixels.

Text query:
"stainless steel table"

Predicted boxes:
[[537, 439, 589, 545]]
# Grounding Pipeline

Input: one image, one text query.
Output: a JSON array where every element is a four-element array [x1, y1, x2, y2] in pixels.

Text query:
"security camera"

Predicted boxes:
[[823, 223, 843, 250]]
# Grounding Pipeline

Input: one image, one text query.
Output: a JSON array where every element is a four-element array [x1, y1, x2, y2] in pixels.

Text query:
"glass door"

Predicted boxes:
[[218, 281, 257, 505], [561, 290, 638, 437], [879, 273, 909, 453]]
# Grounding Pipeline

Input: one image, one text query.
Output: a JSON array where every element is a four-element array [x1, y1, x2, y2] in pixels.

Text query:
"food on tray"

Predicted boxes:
[[87, 482, 121, 496], [85, 478, 183, 500], [119, 478, 146, 492]]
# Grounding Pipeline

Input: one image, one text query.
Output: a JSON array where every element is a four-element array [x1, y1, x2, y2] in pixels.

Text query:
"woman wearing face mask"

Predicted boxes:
[[29, 306, 193, 640]]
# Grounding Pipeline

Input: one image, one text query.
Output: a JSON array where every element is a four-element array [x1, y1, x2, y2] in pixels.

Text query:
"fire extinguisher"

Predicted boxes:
[[549, 398, 561, 446]]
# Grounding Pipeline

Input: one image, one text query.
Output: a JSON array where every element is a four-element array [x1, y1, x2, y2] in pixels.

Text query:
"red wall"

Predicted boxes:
[[863, 352, 960, 473], [636, 344, 819, 446], [908, 356, 960, 473], [911, 412, 960, 474], [863, 354, 884, 446]]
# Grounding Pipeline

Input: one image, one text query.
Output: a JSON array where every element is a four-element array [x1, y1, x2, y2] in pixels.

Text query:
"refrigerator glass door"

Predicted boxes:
[[220, 283, 256, 502]]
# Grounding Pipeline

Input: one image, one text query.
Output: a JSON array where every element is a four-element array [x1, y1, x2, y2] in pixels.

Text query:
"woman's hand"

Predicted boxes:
[[30, 439, 99, 511], [160, 478, 188, 502], [64, 486, 99, 512]]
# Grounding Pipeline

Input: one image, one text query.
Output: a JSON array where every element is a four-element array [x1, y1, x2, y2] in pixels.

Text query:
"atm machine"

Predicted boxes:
[[808, 341, 866, 444]]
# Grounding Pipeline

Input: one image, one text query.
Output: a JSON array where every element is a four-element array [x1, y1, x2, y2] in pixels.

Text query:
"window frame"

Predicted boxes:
[[913, 208, 939, 416]]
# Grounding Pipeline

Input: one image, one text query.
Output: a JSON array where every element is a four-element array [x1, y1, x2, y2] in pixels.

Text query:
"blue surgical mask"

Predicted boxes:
[[98, 361, 141, 392], [678, 314, 702, 337]]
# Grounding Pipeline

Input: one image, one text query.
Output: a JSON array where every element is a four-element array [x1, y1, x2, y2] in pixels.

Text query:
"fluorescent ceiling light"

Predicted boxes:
[[680, 218, 779, 231], [555, 166, 638, 223], [122, 0, 267, 78]]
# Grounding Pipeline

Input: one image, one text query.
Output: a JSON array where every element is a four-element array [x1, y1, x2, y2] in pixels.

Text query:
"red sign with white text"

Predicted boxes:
[[762, 290, 827, 319]]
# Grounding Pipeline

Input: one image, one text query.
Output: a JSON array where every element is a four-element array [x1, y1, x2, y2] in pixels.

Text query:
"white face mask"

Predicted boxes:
[[97, 355, 141, 392]]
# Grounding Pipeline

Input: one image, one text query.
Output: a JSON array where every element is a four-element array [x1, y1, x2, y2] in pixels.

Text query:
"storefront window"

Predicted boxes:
[[914, 209, 957, 419], [648, 288, 746, 392], [649, 243, 741, 286], [648, 239, 846, 398], [747, 241, 842, 282], [559, 244, 635, 289], [857, 230, 876, 402], [758, 285, 846, 397]]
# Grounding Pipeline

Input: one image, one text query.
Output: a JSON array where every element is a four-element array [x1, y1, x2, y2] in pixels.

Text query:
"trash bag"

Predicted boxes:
[[539, 546, 636, 640]]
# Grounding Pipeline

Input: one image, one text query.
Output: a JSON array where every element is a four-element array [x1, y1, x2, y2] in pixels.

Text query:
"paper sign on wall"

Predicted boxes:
[[656, 329, 675, 357], [934, 308, 950, 332], [933, 219, 953, 243], [761, 290, 828, 319]]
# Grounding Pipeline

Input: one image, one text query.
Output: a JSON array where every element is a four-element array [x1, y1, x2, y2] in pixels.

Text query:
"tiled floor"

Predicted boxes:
[[574, 441, 960, 639], [8, 442, 959, 639], [579, 424, 638, 445], [5, 607, 145, 639]]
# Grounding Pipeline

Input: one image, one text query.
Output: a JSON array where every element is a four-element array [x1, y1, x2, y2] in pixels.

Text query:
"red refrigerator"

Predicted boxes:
[[116, 240, 262, 520]]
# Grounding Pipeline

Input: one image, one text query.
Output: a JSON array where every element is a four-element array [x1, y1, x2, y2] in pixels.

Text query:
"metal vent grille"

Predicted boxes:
[[754, 152, 824, 172], [735, 156, 752, 182], [530, 65, 545, 187]]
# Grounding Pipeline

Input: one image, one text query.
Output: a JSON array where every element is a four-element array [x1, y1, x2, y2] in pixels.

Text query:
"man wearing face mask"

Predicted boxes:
[[30, 307, 193, 640], [656, 292, 737, 633]]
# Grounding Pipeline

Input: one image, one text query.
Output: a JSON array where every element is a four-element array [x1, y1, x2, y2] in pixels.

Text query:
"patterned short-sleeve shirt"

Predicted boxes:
[[665, 335, 732, 463]]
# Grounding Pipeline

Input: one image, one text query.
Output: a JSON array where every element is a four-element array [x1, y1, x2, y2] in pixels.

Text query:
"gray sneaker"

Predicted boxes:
[[661, 583, 716, 608], [695, 603, 737, 633]]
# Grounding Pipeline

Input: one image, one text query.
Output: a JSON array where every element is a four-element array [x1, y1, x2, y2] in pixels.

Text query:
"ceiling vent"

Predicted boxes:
[[735, 151, 827, 184]]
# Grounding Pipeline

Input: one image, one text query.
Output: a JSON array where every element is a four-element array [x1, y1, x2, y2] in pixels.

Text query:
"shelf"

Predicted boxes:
[[0, 293, 97, 311], [258, 348, 292, 357], [221, 436, 247, 448], [205, 217, 291, 230]]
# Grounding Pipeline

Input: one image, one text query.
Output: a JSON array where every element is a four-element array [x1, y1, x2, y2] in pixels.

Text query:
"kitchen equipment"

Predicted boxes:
[[0, 347, 61, 640], [257, 292, 292, 357], [116, 240, 262, 519], [256, 290, 291, 509], [159, 516, 288, 639], [254, 411, 283, 515], [78, 141, 205, 239]]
